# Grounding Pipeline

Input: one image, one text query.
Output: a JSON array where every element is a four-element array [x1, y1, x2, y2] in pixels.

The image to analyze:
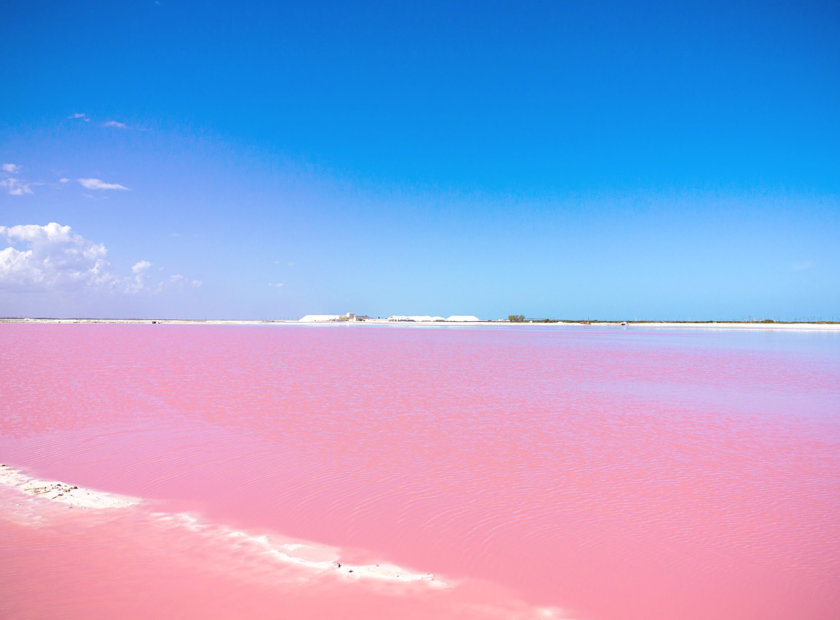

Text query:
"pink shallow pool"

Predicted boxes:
[[1, 324, 839, 619]]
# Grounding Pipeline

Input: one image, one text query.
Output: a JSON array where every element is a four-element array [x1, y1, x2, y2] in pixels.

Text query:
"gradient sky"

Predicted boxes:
[[2, 1, 838, 320]]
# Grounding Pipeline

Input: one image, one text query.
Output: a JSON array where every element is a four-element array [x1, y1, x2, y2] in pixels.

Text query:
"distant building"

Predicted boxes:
[[299, 313, 370, 323]]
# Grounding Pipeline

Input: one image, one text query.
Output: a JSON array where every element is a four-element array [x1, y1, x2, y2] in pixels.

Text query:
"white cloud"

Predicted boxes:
[[149, 273, 202, 293], [69, 112, 90, 122], [268, 282, 284, 287], [1, 164, 32, 195], [132, 260, 152, 274], [59, 177, 70, 183], [78, 177, 130, 191], [125, 260, 153, 293], [103, 120, 127, 129], [0, 223, 111, 291], [0, 223, 194, 296], [0, 178, 33, 196]]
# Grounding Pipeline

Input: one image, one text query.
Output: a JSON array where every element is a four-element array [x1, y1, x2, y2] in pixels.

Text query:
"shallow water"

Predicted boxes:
[[1, 324, 839, 619]]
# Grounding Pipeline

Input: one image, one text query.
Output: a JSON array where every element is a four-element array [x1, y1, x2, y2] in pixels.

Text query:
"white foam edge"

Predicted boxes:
[[152, 510, 447, 587], [0, 464, 445, 587], [0, 463, 140, 509]]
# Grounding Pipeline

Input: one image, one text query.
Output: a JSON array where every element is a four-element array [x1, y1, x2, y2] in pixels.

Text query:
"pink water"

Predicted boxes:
[[1, 324, 839, 619]]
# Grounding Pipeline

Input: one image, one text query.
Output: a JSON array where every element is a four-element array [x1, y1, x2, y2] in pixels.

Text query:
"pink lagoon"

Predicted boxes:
[[1, 323, 839, 619]]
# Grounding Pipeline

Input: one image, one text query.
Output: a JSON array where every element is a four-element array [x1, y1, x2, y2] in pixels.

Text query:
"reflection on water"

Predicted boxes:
[[1, 324, 839, 619]]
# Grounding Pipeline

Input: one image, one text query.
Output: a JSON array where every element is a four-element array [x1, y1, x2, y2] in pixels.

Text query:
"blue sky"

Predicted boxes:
[[2, 0, 838, 320]]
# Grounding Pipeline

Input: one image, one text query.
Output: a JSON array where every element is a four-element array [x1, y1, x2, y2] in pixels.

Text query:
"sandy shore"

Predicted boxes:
[[2, 317, 839, 331]]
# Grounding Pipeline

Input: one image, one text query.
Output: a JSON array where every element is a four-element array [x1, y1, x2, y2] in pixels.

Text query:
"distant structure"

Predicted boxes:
[[300, 313, 480, 323], [299, 313, 370, 323]]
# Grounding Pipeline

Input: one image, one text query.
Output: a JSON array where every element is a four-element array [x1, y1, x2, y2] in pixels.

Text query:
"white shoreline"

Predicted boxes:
[[0, 464, 140, 509], [0, 463, 444, 588], [2, 317, 839, 331], [154, 511, 443, 587]]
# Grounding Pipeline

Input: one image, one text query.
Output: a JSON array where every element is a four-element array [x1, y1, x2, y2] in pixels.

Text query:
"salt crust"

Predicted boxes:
[[0, 463, 442, 587], [152, 511, 443, 586], [0, 463, 139, 508], [0, 466, 586, 617]]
